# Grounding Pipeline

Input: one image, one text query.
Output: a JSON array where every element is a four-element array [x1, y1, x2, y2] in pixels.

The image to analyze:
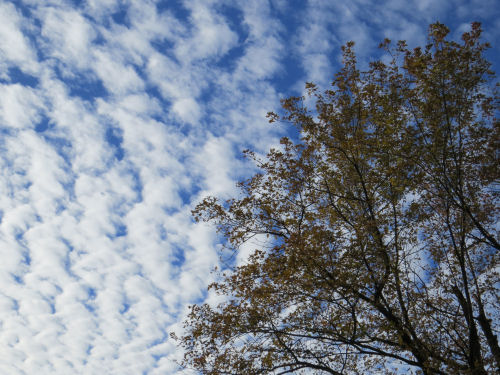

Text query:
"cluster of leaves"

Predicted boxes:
[[176, 23, 500, 374]]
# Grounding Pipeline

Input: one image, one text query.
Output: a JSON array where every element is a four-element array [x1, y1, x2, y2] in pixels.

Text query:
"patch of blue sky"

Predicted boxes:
[[104, 126, 125, 161], [106, 221, 127, 240], [114, 222, 128, 237], [54, 197, 70, 215], [156, 224, 167, 242], [47, 299, 56, 314], [22, 250, 31, 267], [120, 298, 131, 314], [267, 4, 308, 93], [110, 6, 129, 27], [65, 75, 108, 102], [82, 287, 97, 314], [2, 66, 39, 88], [272, 41, 306, 79], [0, 126, 15, 139], [14, 228, 25, 241], [50, 64, 108, 101], [484, 45, 500, 74], [178, 184, 199, 207], [34, 115, 51, 133], [87, 287, 96, 300], [12, 274, 23, 285], [150, 38, 176, 62], [11, 298, 19, 312], [169, 245, 185, 269], [62, 250, 77, 279], [61, 237, 74, 254], [9, 0, 31, 16], [156, 0, 190, 24]]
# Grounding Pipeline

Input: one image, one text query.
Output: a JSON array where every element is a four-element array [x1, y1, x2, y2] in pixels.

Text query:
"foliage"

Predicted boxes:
[[176, 23, 500, 374]]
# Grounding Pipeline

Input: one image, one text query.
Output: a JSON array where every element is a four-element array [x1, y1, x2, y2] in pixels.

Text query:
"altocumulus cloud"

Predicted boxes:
[[0, 0, 498, 374]]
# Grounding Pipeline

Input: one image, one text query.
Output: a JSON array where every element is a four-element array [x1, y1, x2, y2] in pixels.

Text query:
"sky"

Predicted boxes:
[[0, 0, 498, 374]]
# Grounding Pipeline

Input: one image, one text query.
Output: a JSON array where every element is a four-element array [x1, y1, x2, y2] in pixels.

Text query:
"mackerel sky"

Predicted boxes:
[[0, 0, 498, 374]]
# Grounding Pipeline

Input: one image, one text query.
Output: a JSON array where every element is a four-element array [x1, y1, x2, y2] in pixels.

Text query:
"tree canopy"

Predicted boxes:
[[176, 23, 500, 374]]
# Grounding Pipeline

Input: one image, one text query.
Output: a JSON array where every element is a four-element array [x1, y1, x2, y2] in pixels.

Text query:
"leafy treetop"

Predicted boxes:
[[176, 22, 499, 375]]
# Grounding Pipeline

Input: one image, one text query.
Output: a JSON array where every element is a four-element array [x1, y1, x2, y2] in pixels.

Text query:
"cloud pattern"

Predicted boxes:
[[0, 1, 498, 373]]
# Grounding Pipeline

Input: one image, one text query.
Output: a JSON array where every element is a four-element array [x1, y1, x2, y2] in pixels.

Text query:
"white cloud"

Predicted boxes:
[[93, 49, 145, 96], [39, 6, 97, 71], [171, 97, 201, 124], [235, 36, 283, 80], [0, 84, 44, 129], [84, 0, 119, 21], [175, 1, 239, 62], [0, 2, 39, 76]]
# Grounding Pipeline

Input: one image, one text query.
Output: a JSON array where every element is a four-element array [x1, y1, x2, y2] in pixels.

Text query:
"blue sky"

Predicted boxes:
[[0, 0, 498, 374]]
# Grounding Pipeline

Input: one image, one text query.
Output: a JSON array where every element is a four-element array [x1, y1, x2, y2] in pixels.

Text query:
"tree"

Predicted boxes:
[[175, 23, 500, 374]]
